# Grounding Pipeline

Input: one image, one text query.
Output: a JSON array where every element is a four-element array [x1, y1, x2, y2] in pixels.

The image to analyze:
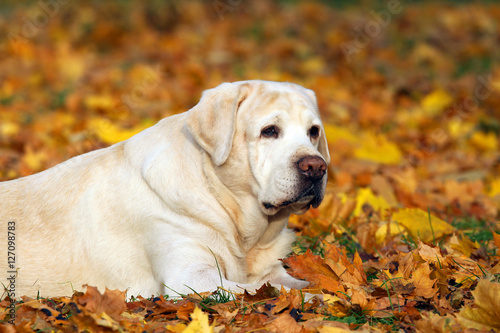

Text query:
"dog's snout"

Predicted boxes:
[[298, 156, 326, 181]]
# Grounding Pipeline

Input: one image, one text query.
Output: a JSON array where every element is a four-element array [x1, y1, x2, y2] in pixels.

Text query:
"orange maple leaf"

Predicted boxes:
[[283, 250, 345, 295], [76, 285, 127, 321], [324, 243, 367, 285], [410, 263, 438, 299]]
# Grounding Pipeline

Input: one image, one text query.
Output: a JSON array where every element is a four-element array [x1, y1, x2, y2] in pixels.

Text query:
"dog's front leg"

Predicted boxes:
[[165, 264, 269, 296], [246, 228, 309, 290]]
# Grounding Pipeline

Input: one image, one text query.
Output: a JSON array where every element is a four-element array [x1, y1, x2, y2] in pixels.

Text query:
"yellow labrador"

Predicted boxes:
[[0, 80, 330, 298]]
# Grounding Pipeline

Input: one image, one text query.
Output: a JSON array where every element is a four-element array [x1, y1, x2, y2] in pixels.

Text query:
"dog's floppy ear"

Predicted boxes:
[[186, 82, 250, 166]]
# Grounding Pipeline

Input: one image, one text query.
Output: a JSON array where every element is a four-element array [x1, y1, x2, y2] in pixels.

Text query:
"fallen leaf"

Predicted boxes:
[[283, 250, 345, 295], [324, 243, 367, 285], [493, 232, 500, 250], [76, 286, 127, 320], [354, 132, 402, 165], [183, 307, 214, 333], [410, 263, 438, 299], [448, 234, 479, 257], [266, 312, 303, 333], [421, 89, 453, 116], [457, 279, 500, 331], [243, 283, 280, 302], [318, 326, 353, 333], [391, 208, 454, 242], [469, 131, 498, 152], [0, 121, 19, 137], [487, 177, 500, 198], [352, 187, 392, 217], [375, 221, 409, 244], [88, 117, 152, 145], [417, 242, 445, 267], [176, 301, 195, 322]]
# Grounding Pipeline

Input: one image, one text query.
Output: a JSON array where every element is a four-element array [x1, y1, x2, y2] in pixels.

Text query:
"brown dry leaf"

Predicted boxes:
[[324, 243, 367, 285], [76, 286, 127, 320], [448, 234, 479, 257], [243, 283, 280, 302], [371, 174, 398, 207], [176, 301, 196, 321], [415, 313, 461, 333], [457, 279, 500, 331], [271, 293, 292, 314], [266, 312, 304, 333], [359, 99, 389, 125], [283, 250, 345, 294], [417, 241, 445, 267], [323, 295, 350, 318], [350, 288, 375, 313], [493, 232, 500, 249], [410, 263, 438, 299]]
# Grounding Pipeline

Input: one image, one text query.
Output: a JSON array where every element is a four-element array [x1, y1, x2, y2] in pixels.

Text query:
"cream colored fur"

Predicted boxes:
[[0, 80, 330, 298]]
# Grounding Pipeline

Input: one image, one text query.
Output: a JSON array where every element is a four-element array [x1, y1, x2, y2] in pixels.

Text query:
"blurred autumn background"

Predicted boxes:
[[1, 0, 500, 332]]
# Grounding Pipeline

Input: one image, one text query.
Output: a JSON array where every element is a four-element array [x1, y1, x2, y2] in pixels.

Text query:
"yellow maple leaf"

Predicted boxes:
[[354, 132, 402, 165], [323, 124, 358, 144], [449, 234, 479, 257], [0, 121, 19, 137], [375, 221, 409, 244], [182, 307, 214, 333], [166, 323, 187, 333], [352, 187, 392, 217], [88, 117, 152, 145], [447, 119, 473, 139], [469, 131, 498, 152], [302, 57, 326, 74], [421, 88, 453, 116], [391, 208, 454, 243], [323, 295, 349, 318], [94, 312, 121, 330], [488, 178, 500, 197], [22, 145, 48, 171], [57, 48, 86, 82], [457, 279, 500, 331], [84, 94, 116, 111]]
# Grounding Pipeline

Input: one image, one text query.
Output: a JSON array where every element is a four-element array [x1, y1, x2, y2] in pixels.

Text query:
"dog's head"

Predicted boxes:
[[186, 80, 330, 216]]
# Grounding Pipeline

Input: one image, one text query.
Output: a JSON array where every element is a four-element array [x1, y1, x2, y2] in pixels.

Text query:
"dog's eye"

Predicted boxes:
[[261, 125, 279, 138], [309, 126, 320, 139]]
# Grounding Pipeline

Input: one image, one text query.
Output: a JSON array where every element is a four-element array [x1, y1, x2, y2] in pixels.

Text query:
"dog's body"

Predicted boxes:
[[0, 80, 329, 298]]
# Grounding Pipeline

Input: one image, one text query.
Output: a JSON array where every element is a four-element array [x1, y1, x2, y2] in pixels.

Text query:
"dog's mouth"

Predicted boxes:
[[262, 184, 323, 215]]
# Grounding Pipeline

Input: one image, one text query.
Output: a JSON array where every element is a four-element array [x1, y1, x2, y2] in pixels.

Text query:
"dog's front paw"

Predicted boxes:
[[267, 272, 309, 290]]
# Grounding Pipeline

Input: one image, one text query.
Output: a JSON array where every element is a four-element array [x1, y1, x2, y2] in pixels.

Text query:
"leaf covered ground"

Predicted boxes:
[[1, 0, 500, 332]]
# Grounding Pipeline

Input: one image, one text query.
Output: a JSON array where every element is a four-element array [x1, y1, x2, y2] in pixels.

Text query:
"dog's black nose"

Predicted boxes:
[[298, 156, 326, 181]]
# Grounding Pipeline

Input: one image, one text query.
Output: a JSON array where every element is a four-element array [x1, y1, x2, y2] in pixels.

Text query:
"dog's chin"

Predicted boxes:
[[261, 195, 318, 216], [261, 182, 326, 216]]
